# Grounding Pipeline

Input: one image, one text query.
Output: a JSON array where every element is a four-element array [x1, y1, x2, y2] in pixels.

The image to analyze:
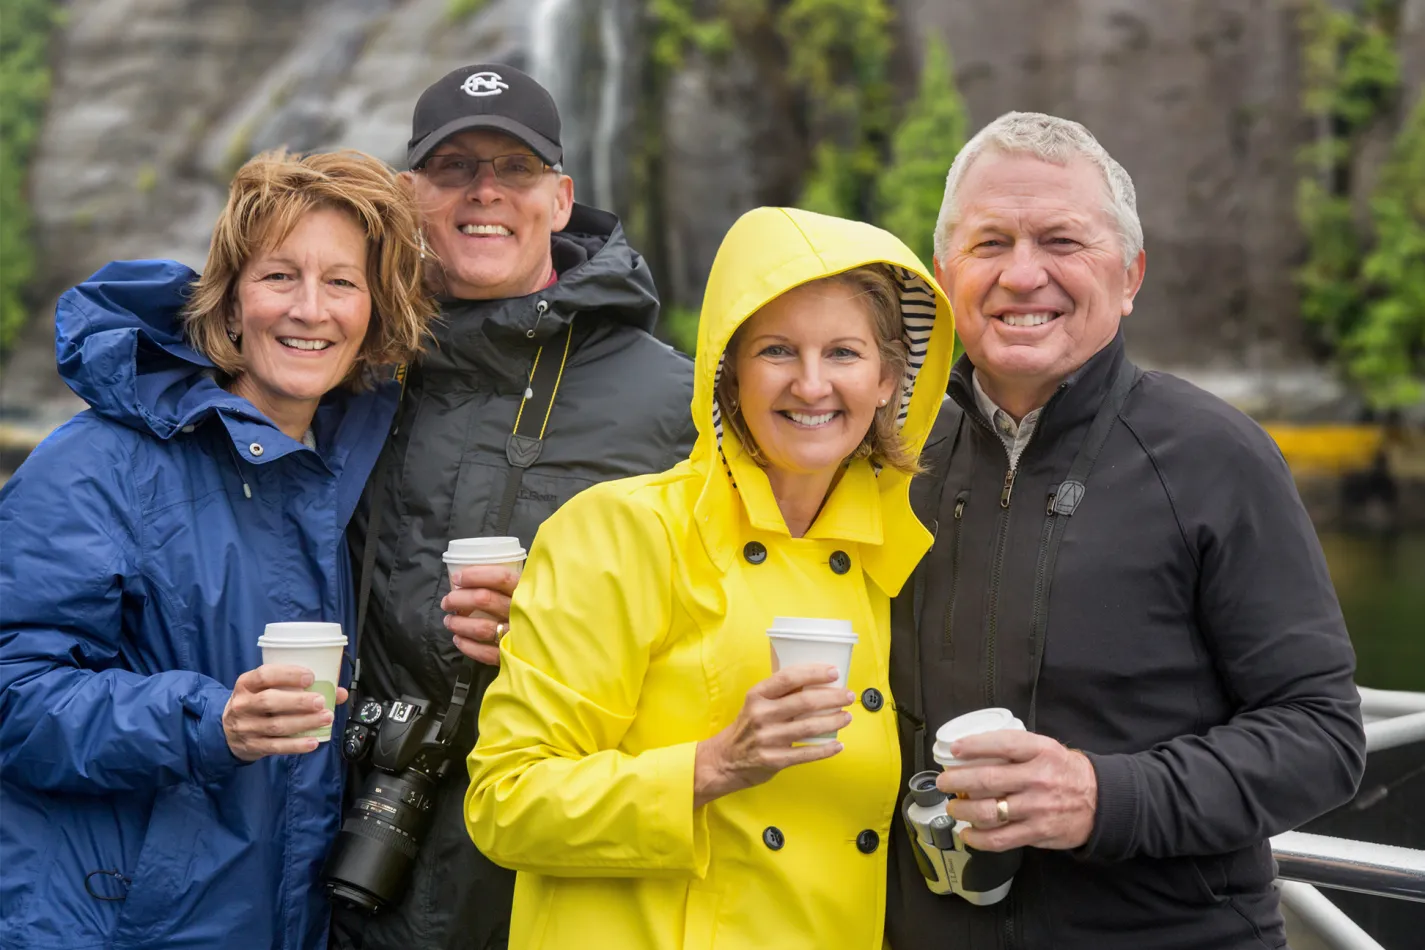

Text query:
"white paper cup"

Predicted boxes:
[[932, 707, 1027, 770], [767, 617, 859, 745], [256, 622, 347, 741], [443, 537, 527, 620]]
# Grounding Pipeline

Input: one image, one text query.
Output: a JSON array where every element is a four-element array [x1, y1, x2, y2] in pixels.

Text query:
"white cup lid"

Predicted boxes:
[[932, 707, 1025, 764], [444, 536, 527, 564], [258, 621, 346, 646], [767, 616, 857, 643]]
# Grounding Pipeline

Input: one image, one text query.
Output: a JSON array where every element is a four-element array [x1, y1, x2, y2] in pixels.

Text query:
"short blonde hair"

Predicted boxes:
[[717, 264, 922, 475], [184, 149, 436, 386]]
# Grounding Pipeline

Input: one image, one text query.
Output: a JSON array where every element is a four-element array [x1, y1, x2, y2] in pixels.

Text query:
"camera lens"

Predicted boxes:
[[322, 768, 437, 913]]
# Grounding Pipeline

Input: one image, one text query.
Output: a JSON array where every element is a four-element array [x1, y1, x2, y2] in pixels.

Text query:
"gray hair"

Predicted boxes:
[[932, 112, 1144, 268]]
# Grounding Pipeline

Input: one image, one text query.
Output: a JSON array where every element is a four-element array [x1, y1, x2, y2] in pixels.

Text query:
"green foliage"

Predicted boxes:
[[1294, 0, 1422, 408], [781, 0, 895, 217], [445, 0, 490, 22], [643, 1, 968, 359], [877, 36, 966, 268], [0, 0, 59, 362], [1296, 180, 1359, 337], [647, 0, 732, 71], [135, 163, 158, 195], [1356, 93, 1425, 407], [797, 143, 861, 219], [657, 303, 700, 358]]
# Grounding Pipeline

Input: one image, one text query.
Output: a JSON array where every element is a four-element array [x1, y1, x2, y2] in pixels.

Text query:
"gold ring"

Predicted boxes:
[[996, 797, 1011, 823], [494, 622, 508, 641]]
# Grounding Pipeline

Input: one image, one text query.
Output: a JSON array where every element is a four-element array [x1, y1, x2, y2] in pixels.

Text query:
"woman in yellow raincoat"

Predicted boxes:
[[466, 207, 955, 949]]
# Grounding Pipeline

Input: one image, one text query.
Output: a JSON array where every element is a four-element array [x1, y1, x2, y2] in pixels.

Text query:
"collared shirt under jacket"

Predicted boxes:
[[467, 208, 957, 950]]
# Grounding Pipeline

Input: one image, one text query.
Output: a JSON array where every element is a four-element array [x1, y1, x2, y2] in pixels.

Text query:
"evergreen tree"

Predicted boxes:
[[877, 36, 967, 268], [0, 0, 60, 363], [1357, 90, 1425, 408]]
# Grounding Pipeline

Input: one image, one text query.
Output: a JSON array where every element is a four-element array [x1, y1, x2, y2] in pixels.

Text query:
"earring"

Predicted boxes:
[[227, 329, 240, 343], [878, 397, 888, 407]]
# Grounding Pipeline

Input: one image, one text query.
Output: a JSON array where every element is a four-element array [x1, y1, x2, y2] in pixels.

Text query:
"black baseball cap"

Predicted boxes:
[[406, 64, 563, 170]]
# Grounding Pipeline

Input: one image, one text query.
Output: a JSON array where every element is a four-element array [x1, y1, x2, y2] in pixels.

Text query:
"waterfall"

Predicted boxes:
[[527, 0, 587, 193], [591, 0, 626, 212], [527, 0, 627, 213]]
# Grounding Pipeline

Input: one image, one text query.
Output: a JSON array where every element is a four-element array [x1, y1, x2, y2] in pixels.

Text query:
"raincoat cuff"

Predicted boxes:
[[645, 740, 711, 877], [193, 683, 244, 783], [1074, 751, 1140, 862]]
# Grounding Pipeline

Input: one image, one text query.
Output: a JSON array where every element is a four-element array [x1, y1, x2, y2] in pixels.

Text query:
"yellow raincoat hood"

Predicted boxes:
[[689, 207, 956, 596]]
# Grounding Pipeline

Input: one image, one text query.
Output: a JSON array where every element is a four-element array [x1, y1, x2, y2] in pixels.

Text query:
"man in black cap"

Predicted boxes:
[[328, 64, 695, 950]]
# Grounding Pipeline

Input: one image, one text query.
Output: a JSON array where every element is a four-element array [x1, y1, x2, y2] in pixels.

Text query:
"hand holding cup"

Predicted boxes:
[[692, 664, 854, 808], [441, 565, 520, 664], [937, 729, 1099, 852], [441, 537, 527, 666], [223, 664, 349, 761]]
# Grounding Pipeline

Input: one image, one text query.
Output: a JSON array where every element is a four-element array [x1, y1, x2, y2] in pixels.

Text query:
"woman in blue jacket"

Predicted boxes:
[[0, 150, 435, 950]]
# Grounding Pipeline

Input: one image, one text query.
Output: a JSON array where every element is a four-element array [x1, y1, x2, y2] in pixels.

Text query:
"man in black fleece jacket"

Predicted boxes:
[[886, 111, 1366, 950]]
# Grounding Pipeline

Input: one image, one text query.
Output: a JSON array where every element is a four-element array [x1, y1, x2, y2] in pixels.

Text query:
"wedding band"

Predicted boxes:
[[996, 797, 1011, 823], [494, 622, 508, 642]]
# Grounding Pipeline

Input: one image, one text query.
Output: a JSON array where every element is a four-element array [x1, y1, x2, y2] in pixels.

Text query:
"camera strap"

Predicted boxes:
[[485, 320, 576, 536], [440, 319, 576, 747], [1024, 358, 1139, 731], [350, 363, 413, 694], [901, 407, 965, 777]]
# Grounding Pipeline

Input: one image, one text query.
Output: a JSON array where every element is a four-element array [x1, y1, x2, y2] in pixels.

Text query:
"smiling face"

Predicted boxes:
[[228, 206, 372, 436], [935, 151, 1145, 411], [728, 280, 898, 484], [410, 130, 574, 300]]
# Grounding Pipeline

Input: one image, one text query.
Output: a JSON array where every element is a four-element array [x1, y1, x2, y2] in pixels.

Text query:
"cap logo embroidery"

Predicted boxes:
[[461, 71, 509, 97]]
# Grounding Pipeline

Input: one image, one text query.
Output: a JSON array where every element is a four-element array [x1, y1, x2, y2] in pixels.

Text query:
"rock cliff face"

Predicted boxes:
[[6, 0, 1422, 415]]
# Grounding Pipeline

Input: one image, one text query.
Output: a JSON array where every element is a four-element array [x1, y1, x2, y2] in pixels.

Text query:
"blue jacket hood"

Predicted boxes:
[[56, 259, 264, 439]]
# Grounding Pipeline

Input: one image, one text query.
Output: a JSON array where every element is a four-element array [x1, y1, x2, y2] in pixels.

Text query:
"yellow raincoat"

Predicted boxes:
[[466, 207, 955, 949]]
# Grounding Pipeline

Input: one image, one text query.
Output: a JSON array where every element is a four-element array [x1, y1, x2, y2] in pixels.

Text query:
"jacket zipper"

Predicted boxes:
[[979, 416, 1043, 709], [1029, 489, 1060, 637], [1024, 488, 1062, 729], [939, 491, 970, 659], [984, 494, 1011, 708]]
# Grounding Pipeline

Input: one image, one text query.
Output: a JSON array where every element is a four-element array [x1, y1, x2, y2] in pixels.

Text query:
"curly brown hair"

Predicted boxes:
[[716, 264, 923, 475], [183, 149, 436, 387]]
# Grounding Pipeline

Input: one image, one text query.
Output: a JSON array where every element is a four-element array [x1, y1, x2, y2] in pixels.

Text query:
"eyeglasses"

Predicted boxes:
[[418, 153, 554, 190]]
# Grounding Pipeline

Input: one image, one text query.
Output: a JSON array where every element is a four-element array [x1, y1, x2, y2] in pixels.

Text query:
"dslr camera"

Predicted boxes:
[[322, 683, 469, 913]]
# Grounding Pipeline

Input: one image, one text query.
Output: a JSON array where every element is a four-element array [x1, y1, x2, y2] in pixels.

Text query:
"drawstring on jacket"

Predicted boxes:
[[224, 438, 253, 499]]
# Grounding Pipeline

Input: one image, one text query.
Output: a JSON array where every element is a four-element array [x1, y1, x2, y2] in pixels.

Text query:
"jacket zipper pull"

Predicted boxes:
[[954, 497, 966, 520], [1000, 468, 1017, 508]]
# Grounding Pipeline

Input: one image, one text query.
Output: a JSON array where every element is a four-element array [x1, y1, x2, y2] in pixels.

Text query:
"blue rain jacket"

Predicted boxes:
[[0, 260, 398, 949]]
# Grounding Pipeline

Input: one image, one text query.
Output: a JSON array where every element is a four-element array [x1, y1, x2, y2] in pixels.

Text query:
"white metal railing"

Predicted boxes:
[[1275, 687, 1425, 950], [1364, 709, 1425, 753], [1358, 686, 1425, 750], [1359, 685, 1425, 722], [1272, 831, 1425, 903], [1277, 881, 1385, 950]]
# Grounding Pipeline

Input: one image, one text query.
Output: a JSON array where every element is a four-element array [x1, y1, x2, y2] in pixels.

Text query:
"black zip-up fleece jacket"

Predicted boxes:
[[330, 205, 696, 950], [887, 333, 1366, 950]]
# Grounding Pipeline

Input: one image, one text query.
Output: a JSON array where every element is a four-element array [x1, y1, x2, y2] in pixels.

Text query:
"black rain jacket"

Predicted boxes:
[[887, 332, 1366, 950], [331, 205, 696, 950]]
